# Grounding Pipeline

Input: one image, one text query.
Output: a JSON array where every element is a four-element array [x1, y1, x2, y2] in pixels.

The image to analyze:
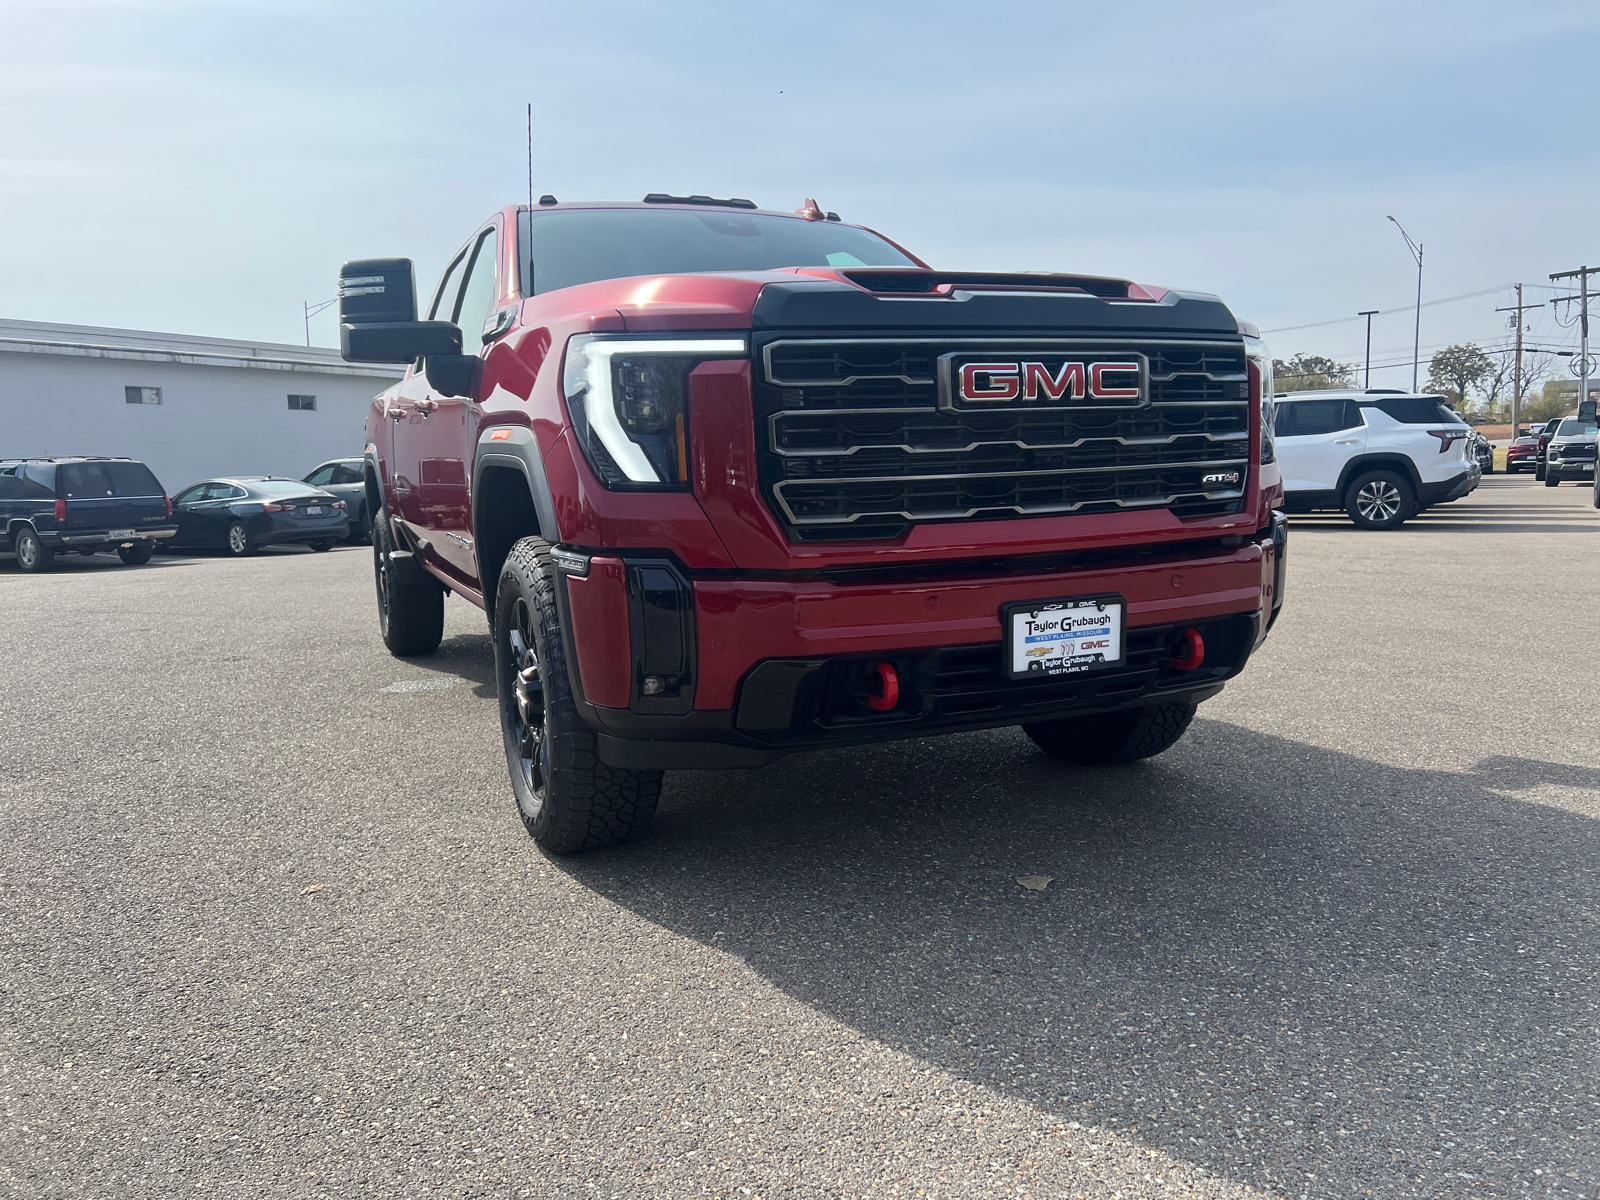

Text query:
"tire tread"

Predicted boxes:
[[499, 536, 661, 853]]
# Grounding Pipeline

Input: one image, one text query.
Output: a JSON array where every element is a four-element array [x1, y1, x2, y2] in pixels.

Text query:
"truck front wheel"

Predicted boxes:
[[1022, 701, 1197, 766], [372, 506, 443, 656], [495, 536, 662, 854]]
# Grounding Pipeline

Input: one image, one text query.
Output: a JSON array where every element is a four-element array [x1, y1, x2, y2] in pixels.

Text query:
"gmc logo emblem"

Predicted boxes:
[[1080, 638, 1109, 650], [938, 353, 1146, 410]]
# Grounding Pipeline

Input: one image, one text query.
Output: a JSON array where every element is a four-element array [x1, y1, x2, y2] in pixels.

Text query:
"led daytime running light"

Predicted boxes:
[[567, 337, 745, 485]]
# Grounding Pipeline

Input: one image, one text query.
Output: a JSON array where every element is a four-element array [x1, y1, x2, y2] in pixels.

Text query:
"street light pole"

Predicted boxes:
[[1358, 310, 1379, 388], [1387, 216, 1423, 391]]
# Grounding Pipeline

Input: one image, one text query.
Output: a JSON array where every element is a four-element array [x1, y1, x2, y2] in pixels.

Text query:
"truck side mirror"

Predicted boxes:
[[338, 258, 463, 363], [1579, 399, 1597, 420]]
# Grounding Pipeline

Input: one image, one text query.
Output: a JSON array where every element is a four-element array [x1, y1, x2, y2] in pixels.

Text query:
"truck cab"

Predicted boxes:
[[340, 196, 1286, 853]]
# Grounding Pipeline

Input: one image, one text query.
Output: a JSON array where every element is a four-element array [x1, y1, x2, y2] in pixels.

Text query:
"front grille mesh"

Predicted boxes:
[[756, 338, 1252, 539]]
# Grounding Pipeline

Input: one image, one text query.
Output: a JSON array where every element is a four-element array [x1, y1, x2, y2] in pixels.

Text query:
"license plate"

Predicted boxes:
[[306, 506, 323, 515], [1002, 594, 1125, 679], [108, 529, 136, 538]]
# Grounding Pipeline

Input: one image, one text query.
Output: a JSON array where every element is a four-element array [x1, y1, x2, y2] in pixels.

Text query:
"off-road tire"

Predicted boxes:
[[495, 536, 662, 854], [309, 538, 334, 552], [226, 520, 257, 557], [1344, 469, 1415, 530], [12, 526, 53, 573], [1022, 701, 1197, 766], [117, 542, 154, 565], [372, 506, 443, 656]]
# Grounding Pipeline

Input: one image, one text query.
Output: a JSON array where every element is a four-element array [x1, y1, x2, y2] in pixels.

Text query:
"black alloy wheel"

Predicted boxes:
[[372, 505, 443, 656], [12, 526, 53, 573], [226, 520, 256, 557], [494, 536, 661, 854], [1345, 469, 1415, 530], [117, 542, 154, 565]]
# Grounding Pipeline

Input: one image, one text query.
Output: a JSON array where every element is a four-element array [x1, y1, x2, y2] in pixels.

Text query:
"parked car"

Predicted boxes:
[[1468, 428, 1493, 474], [302, 458, 370, 542], [1272, 390, 1477, 529], [0, 456, 175, 573], [1505, 435, 1541, 473], [1535, 416, 1562, 480], [167, 477, 349, 555], [1543, 416, 1599, 486]]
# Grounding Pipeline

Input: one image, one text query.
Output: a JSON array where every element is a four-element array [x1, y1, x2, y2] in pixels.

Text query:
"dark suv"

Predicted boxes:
[[0, 457, 175, 572]]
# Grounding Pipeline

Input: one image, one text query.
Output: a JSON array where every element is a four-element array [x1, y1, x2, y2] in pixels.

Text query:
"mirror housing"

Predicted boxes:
[[424, 354, 481, 399], [338, 257, 462, 364], [1579, 398, 1597, 421]]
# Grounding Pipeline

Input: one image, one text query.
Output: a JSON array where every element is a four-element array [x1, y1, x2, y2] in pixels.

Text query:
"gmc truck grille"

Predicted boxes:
[[755, 337, 1252, 540]]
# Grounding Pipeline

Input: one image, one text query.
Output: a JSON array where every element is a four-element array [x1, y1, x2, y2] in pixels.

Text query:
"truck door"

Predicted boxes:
[[1274, 399, 1364, 492], [390, 222, 499, 590]]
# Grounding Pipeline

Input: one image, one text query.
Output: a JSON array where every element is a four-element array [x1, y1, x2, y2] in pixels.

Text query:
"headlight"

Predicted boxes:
[[1243, 333, 1274, 465], [561, 335, 746, 489]]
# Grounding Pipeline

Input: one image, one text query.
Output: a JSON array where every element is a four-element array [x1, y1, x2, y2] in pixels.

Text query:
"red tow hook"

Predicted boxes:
[[866, 661, 900, 711], [1169, 627, 1205, 671]]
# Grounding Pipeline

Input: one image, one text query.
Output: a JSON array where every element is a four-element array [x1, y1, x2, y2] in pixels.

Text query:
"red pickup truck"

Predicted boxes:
[[339, 195, 1286, 853]]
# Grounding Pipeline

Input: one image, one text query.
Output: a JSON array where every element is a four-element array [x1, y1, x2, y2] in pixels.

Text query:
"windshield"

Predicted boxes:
[[1556, 418, 1598, 437], [518, 208, 918, 295]]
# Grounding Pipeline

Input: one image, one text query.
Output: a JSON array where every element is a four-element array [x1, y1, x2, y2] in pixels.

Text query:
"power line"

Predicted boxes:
[[1262, 285, 1509, 334]]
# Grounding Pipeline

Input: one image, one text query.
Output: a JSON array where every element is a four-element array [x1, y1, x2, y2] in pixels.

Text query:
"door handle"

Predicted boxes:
[[414, 399, 438, 416], [385, 405, 405, 420], [1334, 438, 1360, 444]]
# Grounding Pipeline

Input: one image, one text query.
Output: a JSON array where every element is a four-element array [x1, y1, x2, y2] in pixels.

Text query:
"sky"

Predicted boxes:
[[3, 0, 1599, 388]]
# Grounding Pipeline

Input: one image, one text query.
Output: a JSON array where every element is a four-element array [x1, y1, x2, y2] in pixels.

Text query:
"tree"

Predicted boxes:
[[1524, 380, 1576, 424], [1425, 343, 1491, 409], [1271, 353, 1355, 392]]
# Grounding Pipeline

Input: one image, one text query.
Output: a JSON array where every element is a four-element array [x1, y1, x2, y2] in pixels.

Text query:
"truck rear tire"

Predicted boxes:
[[1344, 469, 1415, 530], [495, 536, 662, 854], [117, 542, 154, 565], [12, 526, 53, 573], [372, 506, 444, 656], [1022, 701, 1197, 766]]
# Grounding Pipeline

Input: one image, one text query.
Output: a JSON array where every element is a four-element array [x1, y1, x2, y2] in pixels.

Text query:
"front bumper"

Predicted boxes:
[[555, 525, 1282, 769]]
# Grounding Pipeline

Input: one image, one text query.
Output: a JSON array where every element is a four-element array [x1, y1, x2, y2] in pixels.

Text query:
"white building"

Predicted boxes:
[[0, 317, 401, 493]]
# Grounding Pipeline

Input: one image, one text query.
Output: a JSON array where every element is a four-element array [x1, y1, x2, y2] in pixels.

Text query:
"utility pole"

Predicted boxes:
[[303, 298, 337, 347], [1550, 264, 1600, 417], [1358, 310, 1379, 388], [1388, 216, 1423, 390], [1496, 284, 1543, 432]]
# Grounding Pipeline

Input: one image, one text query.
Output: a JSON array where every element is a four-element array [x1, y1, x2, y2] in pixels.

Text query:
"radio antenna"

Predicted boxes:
[[526, 102, 534, 294]]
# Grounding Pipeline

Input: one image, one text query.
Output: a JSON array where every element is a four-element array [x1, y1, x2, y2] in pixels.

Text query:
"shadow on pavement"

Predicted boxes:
[[552, 719, 1599, 1197]]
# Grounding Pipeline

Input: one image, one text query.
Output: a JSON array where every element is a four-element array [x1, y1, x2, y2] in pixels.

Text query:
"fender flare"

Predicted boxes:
[[472, 424, 561, 568], [1334, 453, 1424, 501]]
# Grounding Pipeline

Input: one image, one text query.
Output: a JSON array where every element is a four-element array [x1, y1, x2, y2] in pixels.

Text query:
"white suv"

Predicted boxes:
[[1271, 390, 1478, 529]]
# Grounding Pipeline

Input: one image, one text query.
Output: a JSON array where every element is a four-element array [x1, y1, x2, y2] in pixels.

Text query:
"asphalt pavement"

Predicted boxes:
[[2, 474, 1597, 1200]]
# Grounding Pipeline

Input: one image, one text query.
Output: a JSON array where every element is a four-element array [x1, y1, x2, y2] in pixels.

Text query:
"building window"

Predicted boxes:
[[288, 394, 317, 411], [125, 386, 162, 405]]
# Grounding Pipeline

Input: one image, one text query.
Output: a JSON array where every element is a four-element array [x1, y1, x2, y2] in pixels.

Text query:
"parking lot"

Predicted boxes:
[[2, 475, 1596, 1199]]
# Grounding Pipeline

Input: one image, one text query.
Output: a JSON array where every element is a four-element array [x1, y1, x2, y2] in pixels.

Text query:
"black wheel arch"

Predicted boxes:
[[1335, 453, 1423, 501], [472, 425, 560, 618]]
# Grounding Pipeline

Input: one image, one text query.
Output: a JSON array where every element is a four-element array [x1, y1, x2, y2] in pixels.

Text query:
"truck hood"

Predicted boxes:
[[520, 267, 1243, 338]]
